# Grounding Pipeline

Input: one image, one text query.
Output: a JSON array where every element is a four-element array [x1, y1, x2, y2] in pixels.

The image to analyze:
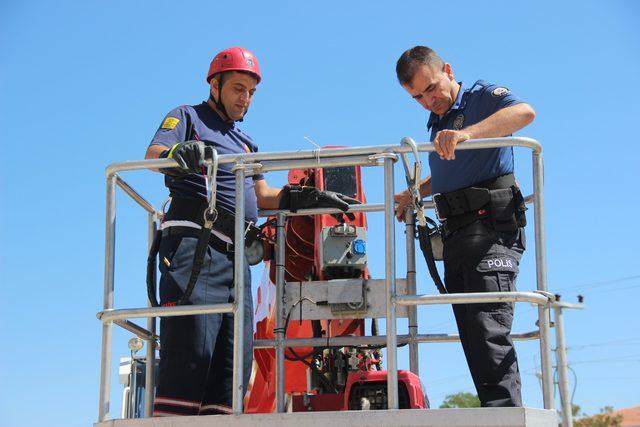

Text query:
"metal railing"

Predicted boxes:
[[97, 136, 583, 425]]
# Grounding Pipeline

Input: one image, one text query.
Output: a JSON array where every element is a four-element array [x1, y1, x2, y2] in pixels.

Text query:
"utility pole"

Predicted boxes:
[[553, 295, 585, 427]]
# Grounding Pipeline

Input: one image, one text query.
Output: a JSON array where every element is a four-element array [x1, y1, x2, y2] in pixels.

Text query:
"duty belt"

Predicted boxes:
[[432, 174, 525, 237]]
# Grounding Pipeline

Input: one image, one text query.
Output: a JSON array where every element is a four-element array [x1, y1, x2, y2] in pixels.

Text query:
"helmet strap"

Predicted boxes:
[[208, 74, 231, 122], [209, 72, 249, 123]]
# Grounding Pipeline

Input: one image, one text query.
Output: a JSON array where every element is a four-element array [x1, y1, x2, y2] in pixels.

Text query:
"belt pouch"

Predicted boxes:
[[512, 186, 527, 228], [489, 188, 518, 232]]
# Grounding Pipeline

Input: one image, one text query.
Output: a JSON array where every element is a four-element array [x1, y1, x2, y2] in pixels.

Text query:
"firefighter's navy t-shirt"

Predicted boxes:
[[150, 102, 263, 222]]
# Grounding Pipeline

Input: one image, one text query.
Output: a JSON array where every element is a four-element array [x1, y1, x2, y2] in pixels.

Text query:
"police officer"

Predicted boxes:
[[394, 46, 535, 407], [145, 47, 357, 416]]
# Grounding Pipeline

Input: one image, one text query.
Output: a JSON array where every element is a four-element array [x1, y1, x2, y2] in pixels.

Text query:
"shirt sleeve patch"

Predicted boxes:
[[160, 117, 180, 130], [452, 113, 465, 130], [492, 87, 510, 98]]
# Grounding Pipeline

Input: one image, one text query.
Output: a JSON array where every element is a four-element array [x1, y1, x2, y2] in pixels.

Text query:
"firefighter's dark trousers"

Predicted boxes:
[[153, 227, 253, 416], [443, 220, 525, 407]]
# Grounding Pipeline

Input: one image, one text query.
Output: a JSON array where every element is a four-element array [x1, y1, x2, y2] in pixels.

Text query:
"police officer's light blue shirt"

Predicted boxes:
[[149, 102, 264, 222], [428, 80, 522, 194]]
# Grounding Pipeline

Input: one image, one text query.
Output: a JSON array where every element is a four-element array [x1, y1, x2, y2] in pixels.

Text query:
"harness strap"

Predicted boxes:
[[146, 225, 238, 307], [178, 219, 214, 306], [145, 222, 214, 307], [146, 229, 163, 307], [416, 219, 447, 294]]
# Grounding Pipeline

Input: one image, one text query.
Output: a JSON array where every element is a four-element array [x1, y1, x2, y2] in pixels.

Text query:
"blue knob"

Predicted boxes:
[[352, 239, 366, 255]]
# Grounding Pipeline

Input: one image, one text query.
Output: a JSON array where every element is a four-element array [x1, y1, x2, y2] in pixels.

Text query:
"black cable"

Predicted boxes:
[[557, 274, 640, 293], [277, 296, 338, 393], [279, 297, 321, 361], [568, 365, 578, 405]]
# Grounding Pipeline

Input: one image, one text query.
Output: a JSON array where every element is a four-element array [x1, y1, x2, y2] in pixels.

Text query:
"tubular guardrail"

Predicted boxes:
[[97, 136, 583, 426]]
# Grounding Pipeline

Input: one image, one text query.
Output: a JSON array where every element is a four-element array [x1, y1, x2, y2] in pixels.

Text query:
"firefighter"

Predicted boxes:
[[393, 46, 535, 407], [145, 46, 357, 416]]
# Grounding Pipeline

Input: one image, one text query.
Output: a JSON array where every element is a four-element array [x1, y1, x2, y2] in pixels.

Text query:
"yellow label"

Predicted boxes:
[[161, 117, 180, 130]]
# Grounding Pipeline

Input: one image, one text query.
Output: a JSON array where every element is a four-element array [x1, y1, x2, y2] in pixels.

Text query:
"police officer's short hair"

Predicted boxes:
[[396, 46, 444, 86]]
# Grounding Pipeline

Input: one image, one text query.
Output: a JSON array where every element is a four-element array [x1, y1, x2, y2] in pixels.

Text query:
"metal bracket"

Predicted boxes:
[[284, 278, 409, 320], [534, 290, 556, 304], [329, 280, 366, 314], [368, 152, 398, 165], [232, 162, 263, 173]]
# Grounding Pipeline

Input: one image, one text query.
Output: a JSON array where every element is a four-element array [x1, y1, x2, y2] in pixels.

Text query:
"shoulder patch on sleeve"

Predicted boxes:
[[160, 117, 180, 130], [491, 87, 510, 98]]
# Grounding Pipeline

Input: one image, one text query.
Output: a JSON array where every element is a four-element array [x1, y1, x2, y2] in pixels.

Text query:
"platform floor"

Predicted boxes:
[[95, 407, 557, 427]]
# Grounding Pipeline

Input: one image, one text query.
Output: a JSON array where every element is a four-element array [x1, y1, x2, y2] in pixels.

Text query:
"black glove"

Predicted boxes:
[[159, 141, 205, 175], [279, 185, 360, 220]]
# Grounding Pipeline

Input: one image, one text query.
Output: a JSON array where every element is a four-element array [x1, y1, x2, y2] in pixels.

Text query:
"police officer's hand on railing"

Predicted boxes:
[[279, 185, 360, 220], [159, 141, 206, 176], [394, 190, 412, 222], [433, 129, 471, 161]]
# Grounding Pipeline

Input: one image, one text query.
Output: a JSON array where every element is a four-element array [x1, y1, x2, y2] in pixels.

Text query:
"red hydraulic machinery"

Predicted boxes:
[[245, 149, 427, 413]]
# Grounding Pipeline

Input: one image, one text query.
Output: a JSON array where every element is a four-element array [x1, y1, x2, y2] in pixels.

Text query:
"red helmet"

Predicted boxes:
[[206, 47, 261, 84]]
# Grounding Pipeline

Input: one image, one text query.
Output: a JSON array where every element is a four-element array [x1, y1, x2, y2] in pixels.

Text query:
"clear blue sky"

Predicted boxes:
[[2, 1, 639, 426]]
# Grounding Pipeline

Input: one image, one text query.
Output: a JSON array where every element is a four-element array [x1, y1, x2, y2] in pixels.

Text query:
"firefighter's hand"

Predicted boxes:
[[433, 130, 471, 160], [394, 190, 412, 222], [279, 185, 360, 220], [160, 141, 206, 175], [319, 190, 360, 221], [316, 190, 360, 214]]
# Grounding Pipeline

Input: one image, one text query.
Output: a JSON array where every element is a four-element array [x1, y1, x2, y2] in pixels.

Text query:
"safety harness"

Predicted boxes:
[[147, 148, 264, 307]]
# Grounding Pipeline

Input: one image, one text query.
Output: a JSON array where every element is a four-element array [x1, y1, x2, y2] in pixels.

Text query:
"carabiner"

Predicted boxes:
[[400, 137, 426, 226], [204, 146, 219, 226]]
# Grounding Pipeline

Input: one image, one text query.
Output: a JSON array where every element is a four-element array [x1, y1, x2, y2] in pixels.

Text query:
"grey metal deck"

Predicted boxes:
[[95, 407, 557, 427]]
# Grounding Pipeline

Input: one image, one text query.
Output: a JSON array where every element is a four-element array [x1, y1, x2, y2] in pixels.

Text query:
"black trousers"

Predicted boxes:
[[443, 219, 525, 407], [153, 228, 253, 416]]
